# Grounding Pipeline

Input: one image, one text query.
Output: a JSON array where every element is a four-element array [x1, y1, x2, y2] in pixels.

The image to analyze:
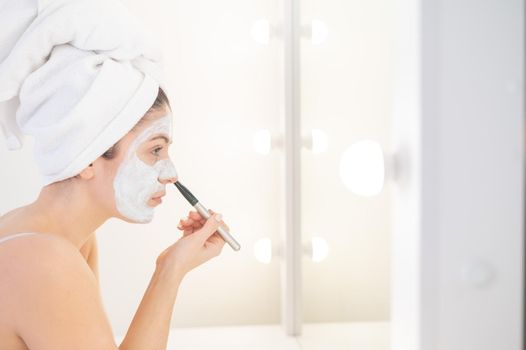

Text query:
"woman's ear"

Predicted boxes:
[[77, 163, 95, 180]]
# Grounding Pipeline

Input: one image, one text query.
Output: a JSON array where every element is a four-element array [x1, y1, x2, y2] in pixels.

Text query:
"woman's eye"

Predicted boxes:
[[151, 146, 163, 157]]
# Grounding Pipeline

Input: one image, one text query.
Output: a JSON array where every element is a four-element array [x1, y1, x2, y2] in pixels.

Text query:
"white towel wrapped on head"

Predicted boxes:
[[0, 0, 167, 186]]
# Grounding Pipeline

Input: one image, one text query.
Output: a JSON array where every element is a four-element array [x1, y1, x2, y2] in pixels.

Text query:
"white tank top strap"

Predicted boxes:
[[0, 232, 39, 245]]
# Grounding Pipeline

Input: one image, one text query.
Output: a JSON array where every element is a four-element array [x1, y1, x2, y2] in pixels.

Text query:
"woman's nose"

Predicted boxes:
[[159, 176, 177, 185], [156, 158, 178, 185]]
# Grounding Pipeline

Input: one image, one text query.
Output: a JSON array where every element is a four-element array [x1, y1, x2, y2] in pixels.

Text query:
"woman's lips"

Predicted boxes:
[[151, 191, 166, 199], [151, 192, 165, 205]]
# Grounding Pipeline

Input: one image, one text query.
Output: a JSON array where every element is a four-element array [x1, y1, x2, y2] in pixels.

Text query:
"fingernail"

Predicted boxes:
[[214, 213, 222, 221]]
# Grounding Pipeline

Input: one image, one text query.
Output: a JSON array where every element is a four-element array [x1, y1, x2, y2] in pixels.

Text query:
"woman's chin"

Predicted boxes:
[[116, 212, 154, 224]]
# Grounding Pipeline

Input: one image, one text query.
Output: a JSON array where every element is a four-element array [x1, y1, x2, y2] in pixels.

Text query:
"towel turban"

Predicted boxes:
[[0, 0, 167, 186]]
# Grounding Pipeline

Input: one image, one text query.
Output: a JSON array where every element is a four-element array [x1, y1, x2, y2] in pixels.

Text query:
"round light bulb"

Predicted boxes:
[[340, 140, 385, 196], [252, 129, 272, 155], [312, 237, 329, 262], [251, 19, 270, 45], [311, 19, 328, 45], [311, 129, 328, 154], [254, 238, 272, 264]]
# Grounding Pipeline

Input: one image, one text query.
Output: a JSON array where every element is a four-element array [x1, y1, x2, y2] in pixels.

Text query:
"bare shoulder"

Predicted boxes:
[[0, 231, 81, 267], [0, 232, 90, 280], [0, 233, 94, 319], [0, 234, 117, 349]]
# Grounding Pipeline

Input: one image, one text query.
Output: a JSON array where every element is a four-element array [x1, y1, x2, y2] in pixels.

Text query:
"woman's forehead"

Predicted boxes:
[[147, 134, 171, 144], [125, 114, 172, 150], [138, 114, 172, 137]]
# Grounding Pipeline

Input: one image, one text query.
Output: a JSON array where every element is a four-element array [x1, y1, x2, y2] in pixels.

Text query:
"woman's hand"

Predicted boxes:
[[156, 209, 228, 277]]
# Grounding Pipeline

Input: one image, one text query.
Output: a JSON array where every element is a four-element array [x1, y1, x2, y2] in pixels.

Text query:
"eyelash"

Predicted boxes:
[[151, 146, 163, 157]]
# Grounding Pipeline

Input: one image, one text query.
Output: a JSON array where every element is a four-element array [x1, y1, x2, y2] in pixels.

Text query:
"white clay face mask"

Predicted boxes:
[[113, 114, 178, 223]]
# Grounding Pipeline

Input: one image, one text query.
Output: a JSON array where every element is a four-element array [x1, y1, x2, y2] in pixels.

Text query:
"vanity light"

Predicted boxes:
[[303, 237, 330, 262], [301, 129, 328, 154], [301, 19, 329, 45], [254, 19, 327, 46], [252, 129, 272, 155], [311, 129, 328, 154], [254, 238, 272, 264], [340, 140, 385, 196], [311, 236, 329, 262], [251, 19, 271, 45], [252, 129, 284, 155], [311, 19, 329, 45], [254, 237, 329, 263]]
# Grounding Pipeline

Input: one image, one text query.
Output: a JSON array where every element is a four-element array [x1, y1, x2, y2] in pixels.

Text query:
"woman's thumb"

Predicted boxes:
[[197, 213, 222, 242]]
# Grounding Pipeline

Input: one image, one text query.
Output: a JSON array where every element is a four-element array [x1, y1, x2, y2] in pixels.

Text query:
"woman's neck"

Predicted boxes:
[[22, 183, 110, 249]]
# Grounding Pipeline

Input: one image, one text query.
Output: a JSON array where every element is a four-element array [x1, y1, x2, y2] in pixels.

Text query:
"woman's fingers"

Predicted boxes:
[[188, 209, 221, 223], [206, 209, 229, 233], [178, 214, 205, 234], [207, 232, 227, 250], [179, 209, 226, 235], [184, 212, 206, 228], [188, 210, 214, 226], [179, 211, 229, 252], [189, 210, 202, 220], [177, 218, 193, 230]]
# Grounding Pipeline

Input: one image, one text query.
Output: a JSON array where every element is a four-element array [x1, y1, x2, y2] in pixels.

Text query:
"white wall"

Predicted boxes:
[[391, 0, 524, 349]]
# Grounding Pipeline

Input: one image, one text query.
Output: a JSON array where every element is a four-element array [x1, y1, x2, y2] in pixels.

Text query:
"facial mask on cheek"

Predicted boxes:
[[113, 115, 178, 223]]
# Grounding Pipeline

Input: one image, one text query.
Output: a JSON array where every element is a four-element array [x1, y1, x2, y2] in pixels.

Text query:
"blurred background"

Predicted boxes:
[[0, 0, 523, 350]]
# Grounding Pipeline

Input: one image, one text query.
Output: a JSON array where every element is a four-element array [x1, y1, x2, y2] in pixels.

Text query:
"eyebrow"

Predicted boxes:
[[149, 135, 172, 144]]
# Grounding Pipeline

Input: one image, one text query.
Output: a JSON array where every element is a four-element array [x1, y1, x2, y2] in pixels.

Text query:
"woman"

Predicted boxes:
[[0, 87, 229, 349]]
